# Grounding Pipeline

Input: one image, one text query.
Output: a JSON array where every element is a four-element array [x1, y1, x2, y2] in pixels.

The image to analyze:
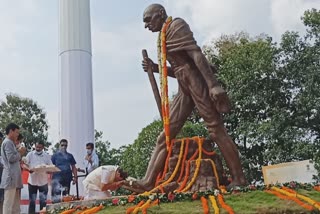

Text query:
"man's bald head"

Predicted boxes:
[[143, 4, 168, 32]]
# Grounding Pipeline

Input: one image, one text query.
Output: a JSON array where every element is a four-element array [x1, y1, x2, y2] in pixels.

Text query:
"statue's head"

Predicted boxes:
[[143, 4, 168, 32]]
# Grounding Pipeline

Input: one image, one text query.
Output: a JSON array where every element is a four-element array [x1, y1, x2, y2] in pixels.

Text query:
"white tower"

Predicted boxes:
[[59, 0, 94, 181]]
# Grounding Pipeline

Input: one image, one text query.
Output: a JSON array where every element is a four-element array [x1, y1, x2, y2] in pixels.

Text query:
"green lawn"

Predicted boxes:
[[97, 190, 320, 214]]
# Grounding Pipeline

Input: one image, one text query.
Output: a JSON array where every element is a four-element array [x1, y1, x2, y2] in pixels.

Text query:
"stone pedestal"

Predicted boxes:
[[161, 138, 228, 192]]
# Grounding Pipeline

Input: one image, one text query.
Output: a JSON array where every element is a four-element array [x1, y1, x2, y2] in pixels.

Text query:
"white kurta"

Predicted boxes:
[[82, 165, 118, 200]]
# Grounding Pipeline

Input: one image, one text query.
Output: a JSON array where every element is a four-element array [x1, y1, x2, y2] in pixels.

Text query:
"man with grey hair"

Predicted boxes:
[[136, 4, 246, 191]]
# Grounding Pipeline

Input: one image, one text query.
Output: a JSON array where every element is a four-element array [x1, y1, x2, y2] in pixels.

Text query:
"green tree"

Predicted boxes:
[[120, 120, 163, 178], [202, 9, 320, 182], [0, 94, 50, 150], [94, 130, 124, 166]]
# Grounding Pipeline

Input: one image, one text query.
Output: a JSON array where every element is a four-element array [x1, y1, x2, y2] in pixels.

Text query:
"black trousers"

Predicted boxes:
[[28, 183, 48, 214]]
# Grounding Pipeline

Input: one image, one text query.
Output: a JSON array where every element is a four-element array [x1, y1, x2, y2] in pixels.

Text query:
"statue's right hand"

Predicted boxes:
[[142, 57, 154, 72]]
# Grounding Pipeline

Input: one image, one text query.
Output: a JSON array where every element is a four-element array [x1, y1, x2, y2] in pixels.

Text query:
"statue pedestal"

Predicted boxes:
[[159, 138, 228, 193]]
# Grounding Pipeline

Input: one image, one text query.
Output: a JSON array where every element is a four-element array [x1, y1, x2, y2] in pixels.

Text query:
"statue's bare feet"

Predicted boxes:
[[122, 180, 153, 194], [227, 177, 247, 191], [135, 179, 155, 191]]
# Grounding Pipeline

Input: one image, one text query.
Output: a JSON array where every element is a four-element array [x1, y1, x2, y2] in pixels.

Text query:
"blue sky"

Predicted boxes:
[[0, 0, 319, 148]]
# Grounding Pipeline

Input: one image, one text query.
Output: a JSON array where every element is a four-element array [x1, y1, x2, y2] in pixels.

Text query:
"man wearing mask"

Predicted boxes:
[[51, 139, 77, 203], [0, 123, 26, 214], [84, 142, 99, 174], [23, 142, 52, 214]]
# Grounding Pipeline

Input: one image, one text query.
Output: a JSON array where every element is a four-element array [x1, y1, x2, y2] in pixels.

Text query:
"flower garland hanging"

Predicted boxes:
[[200, 196, 209, 214], [176, 148, 199, 192], [205, 159, 220, 187], [217, 193, 235, 214], [143, 139, 185, 195], [157, 16, 173, 151], [181, 137, 203, 192], [161, 140, 174, 180], [202, 148, 216, 156], [177, 138, 190, 182], [209, 195, 220, 214]]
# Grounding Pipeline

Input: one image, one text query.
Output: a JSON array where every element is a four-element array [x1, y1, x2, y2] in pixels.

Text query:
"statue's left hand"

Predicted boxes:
[[209, 86, 231, 113]]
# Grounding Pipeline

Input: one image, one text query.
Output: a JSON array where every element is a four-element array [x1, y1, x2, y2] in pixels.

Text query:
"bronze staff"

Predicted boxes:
[[142, 49, 163, 119]]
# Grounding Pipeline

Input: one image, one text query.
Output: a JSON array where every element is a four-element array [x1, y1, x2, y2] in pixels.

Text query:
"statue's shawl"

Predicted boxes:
[[166, 18, 201, 53]]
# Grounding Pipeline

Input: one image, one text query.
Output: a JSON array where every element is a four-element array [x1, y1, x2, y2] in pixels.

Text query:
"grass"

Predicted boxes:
[[96, 190, 320, 214]]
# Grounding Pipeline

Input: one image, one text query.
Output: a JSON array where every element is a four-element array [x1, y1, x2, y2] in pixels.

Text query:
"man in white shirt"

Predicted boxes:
[[84, 142, 99, 174], [82, 165, 128, 200], [23, 142, 52, 214]]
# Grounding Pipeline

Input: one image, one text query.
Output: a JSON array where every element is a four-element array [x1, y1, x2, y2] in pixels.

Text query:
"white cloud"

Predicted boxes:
[[270, 0, 320, 39], [166, 0, 319, 43]]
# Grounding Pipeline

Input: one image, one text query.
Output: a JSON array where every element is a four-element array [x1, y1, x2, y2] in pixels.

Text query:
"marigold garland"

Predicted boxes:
[[143, 139, 185, 195], [142, 199, 160, 214], [181, 137, 203, 192], [139, 199, 152, 214], [161, 140, 174, 180], [271, 186, 320, 210], [128, 195, 135, 203], [161, 139, 184, 185], [77, 204, 104, 214], [159, 185, 165, 193], [204, 158, 220, 187], [209, 195, 220, 214], [177, 138, 190, 182], [281, 186, 298, 195], [127, 200, 145, 214], [155, 171, 162, 187], [202, 148, 216, 156], [60, 208, 76, 214], [176, 148, 199, 192], [200, 196, 209, 214], [157, 16, 173, 151], [265, 190, 314, 211], [217, 193, 235, 214]]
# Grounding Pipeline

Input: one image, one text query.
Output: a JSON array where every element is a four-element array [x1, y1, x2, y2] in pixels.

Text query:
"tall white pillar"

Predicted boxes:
[[59, 0, 94, 179]]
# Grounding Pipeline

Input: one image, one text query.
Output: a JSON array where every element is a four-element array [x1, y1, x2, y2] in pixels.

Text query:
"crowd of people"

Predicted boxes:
[[0, 123, 128, 214]]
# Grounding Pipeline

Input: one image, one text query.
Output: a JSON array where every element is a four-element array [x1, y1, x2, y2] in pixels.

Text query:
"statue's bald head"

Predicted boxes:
[[144, 4, 166, 15], [143, 4, 168, 32]]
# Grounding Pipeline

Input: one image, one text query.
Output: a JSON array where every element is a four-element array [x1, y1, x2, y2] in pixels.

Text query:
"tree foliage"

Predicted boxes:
[[95, 130, 125, 166], [203, 8, 320, 182], [120, 120, 163, 178], [0, 94, 50, 150]]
